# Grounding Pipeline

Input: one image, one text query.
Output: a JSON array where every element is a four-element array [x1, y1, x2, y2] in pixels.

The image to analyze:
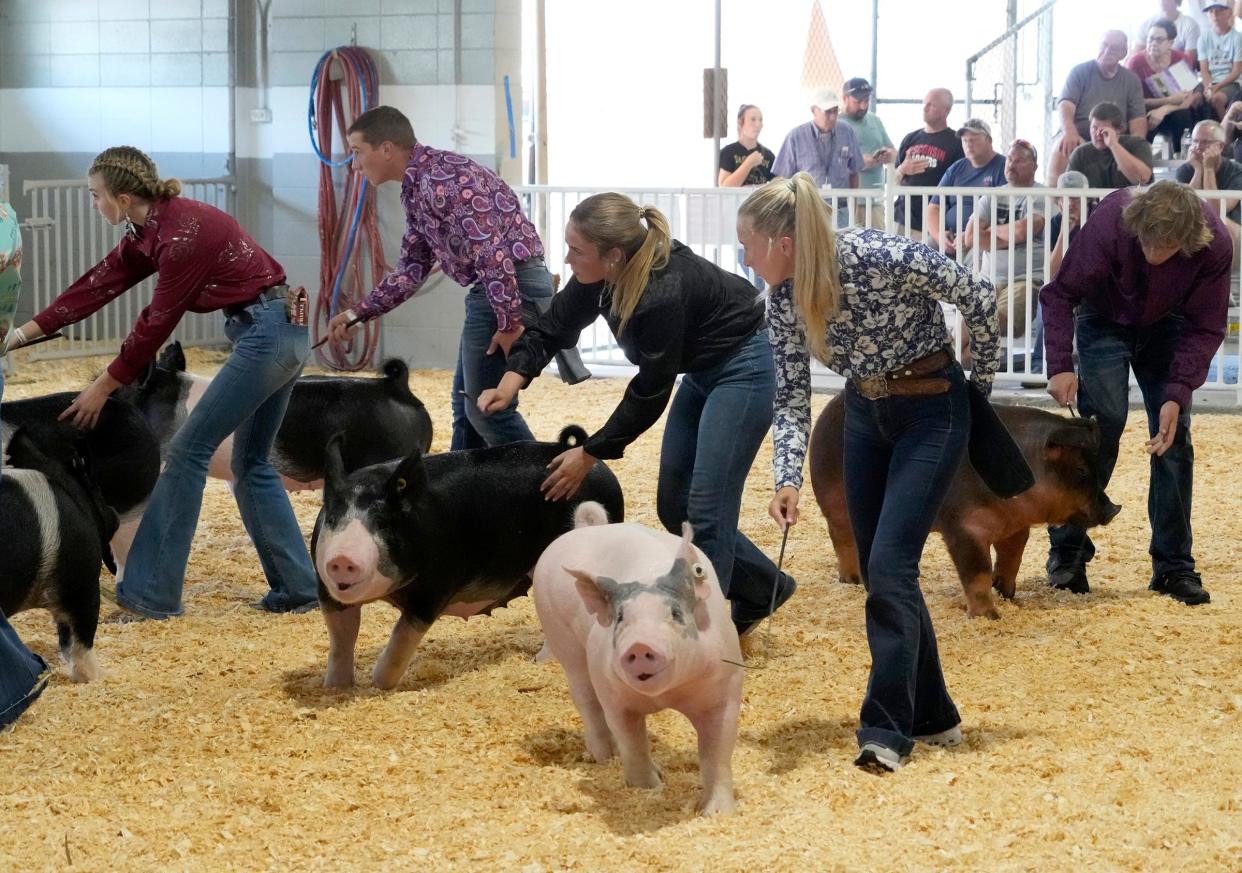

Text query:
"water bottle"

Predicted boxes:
[[1180, 129, 1192, 158]]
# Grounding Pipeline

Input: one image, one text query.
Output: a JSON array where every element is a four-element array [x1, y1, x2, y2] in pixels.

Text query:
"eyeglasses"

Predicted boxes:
[[1147, 35, 1170, 43]]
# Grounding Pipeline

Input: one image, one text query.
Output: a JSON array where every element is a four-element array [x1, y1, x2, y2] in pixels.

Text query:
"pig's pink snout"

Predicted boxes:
[[325, 554, 365, 589], [622, 643, 667, 682]]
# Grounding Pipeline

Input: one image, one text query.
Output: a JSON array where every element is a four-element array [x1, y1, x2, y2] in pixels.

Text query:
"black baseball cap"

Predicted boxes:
[[843, 77, 873, 97]]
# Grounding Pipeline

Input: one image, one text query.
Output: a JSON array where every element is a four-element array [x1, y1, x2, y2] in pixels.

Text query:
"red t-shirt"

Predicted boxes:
[[1126, 49, 1195, 99]]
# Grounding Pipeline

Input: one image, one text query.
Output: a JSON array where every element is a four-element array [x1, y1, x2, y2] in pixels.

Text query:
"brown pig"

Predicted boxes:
[[809, 394, 1121, 619]]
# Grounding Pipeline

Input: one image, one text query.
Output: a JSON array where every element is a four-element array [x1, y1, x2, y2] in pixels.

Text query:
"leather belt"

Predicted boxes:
[[224, 284, 289, 318], [852, 349, 954, 400]]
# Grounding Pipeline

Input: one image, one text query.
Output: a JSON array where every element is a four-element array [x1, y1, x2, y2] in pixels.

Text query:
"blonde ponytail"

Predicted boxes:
[[569, 194, 672, 336], [88, 146, 181, 203], [738, 172, 841, 363]]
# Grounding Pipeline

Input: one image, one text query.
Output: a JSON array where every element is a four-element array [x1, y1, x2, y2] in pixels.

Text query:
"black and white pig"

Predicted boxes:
[[0, 425, 119, 683], [312, 425, 625, 689], [117, 341, 434, 490], [2, 392, 161, 577]]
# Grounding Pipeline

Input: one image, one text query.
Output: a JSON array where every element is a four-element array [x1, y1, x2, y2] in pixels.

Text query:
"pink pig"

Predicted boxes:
[[533, 506, 743, 816]]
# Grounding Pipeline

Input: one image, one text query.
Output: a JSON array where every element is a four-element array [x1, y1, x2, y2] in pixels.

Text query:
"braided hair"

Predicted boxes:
[[88, 146, 182, 201]]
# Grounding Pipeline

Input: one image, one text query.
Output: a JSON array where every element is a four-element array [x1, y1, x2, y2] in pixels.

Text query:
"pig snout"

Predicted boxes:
[[317, 520, 382, 602], [621, 642, 668, 683]]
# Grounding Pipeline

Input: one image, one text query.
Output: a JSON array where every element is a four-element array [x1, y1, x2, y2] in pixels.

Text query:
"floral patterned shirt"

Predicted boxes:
[[769, 227, 998, 491], [353, 145, 544, 332]]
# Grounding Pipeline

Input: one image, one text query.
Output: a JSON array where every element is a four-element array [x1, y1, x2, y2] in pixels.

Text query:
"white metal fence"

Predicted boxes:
[[517, 178, 1241, 404], [20, 177, 237, 360]]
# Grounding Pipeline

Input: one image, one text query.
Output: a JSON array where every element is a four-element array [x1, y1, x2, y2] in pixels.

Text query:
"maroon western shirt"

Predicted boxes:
[[33, 197, 285, 384], [1039, 188, 1231, 410]]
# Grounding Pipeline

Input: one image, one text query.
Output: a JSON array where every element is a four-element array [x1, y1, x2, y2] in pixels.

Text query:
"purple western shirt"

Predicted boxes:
[[1039, 188, 1231, 410], [353, 144, 544, 332]]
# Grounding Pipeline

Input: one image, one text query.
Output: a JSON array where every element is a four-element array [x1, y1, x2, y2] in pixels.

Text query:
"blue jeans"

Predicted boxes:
[[117, 298, 318, 618], [844, 365, 968, 757], [451, 257, 554, 450], [1047, 305, 1195, 580], [656, 330, 792, 624], [0, 608, 48, 729]]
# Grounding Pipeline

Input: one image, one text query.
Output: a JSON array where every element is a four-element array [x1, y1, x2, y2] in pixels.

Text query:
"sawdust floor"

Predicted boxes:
[[2, 347, 1240, 872]]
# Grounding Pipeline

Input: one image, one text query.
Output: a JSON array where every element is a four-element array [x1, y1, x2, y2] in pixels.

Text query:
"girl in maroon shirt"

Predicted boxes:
[[9, 147, 318, 619]]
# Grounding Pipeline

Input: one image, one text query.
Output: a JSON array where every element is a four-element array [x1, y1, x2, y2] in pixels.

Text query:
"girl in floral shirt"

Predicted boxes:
[[737, 172, 998, 774]]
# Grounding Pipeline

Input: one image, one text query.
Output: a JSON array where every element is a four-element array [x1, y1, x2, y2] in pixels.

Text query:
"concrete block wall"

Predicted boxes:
[[0, 0, 525, 369]]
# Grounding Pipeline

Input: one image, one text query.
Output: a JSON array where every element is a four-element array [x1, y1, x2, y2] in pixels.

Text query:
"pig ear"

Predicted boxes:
[[566, 567, 620, 624], [676, 523, 712, 596], [1046, 422, 1097, 452], [324, 432, 348, 488], [388, 448, 429, 499]]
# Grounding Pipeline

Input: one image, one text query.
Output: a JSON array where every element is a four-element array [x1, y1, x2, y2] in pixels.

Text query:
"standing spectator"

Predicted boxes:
[[1132, 0, 1202, 66], [719, 103, 776, 289], [960, 139, 1046, 339], [1067, 102, 1155, 188], [326, 106, 553, 452], [924, 118, 1006, 258], [893, 88, 964, 236], [1041, 182, 1230, 605], [1048, 31, 1148, 183], [1198, 1, 1242, 119], [772, 88, 864, 226], [1129, 18, 1206, 154], [838, 77, 896, 228], [718, 104, 775, 187], [1030, 170, 1092, 375]]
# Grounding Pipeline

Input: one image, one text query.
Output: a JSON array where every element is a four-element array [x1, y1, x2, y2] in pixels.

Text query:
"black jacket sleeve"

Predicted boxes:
[[505, 277, 603, 384], [581, 275, 686, 460]]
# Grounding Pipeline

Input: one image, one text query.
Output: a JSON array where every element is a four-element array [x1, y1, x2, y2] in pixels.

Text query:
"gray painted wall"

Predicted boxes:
[[0, 0, 522, 370]]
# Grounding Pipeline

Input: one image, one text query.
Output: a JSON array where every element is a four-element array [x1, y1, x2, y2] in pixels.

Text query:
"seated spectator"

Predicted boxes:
[[893, 87, 964, 236], [1176, 119, 1242, 244], [924, 118, 1006, 258], [1030, 170, 1092, 376], [960, 138, 1045, 338], [1131, 0, 1201, 67], [1128, 18, 1206, 154], [838, 77, 895, 227], [1222, 98, 1242, 158], [1048, 30, 1148, 182], [718, 104, 775, 187], [1198, 1, 1242, 119], [1067, 101, 1155, 188]]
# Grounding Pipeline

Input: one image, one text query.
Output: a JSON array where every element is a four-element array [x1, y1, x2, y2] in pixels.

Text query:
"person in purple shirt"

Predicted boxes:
[[327, 105, 554, 450], [1040, 181, 1230, 605]]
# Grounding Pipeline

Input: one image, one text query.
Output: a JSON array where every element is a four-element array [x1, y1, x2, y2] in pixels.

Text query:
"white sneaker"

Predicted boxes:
[[915, 725, 963, 747], [854, 742, 905, 773]]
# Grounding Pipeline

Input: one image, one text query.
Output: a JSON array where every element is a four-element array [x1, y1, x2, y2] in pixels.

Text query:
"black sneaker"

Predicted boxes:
[[1047, 565, 1090, 594], [1149, 571, 1210, 606]]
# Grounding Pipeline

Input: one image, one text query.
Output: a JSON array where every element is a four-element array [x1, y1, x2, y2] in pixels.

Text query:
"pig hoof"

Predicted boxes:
[[698, 793, 737, 816], [534, 641, 555, 663], [625, 767, 663, 790], [585, 735, 615, 763], [323, 673, 355, 690], [68, 648, 101, 683], [371, 664, 404, 690]]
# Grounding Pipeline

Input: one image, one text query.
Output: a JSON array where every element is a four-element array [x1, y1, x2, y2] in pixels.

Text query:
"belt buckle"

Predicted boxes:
[[857, 374, 889, 399]]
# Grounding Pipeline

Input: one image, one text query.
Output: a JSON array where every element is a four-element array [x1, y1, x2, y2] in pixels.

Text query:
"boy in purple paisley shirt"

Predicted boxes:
[[327, 106, 554, 449]]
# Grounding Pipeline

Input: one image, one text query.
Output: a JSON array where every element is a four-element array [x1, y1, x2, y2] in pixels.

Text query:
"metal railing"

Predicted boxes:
[[515, 178, 1241, 405], [19, 178, 237, 361]]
